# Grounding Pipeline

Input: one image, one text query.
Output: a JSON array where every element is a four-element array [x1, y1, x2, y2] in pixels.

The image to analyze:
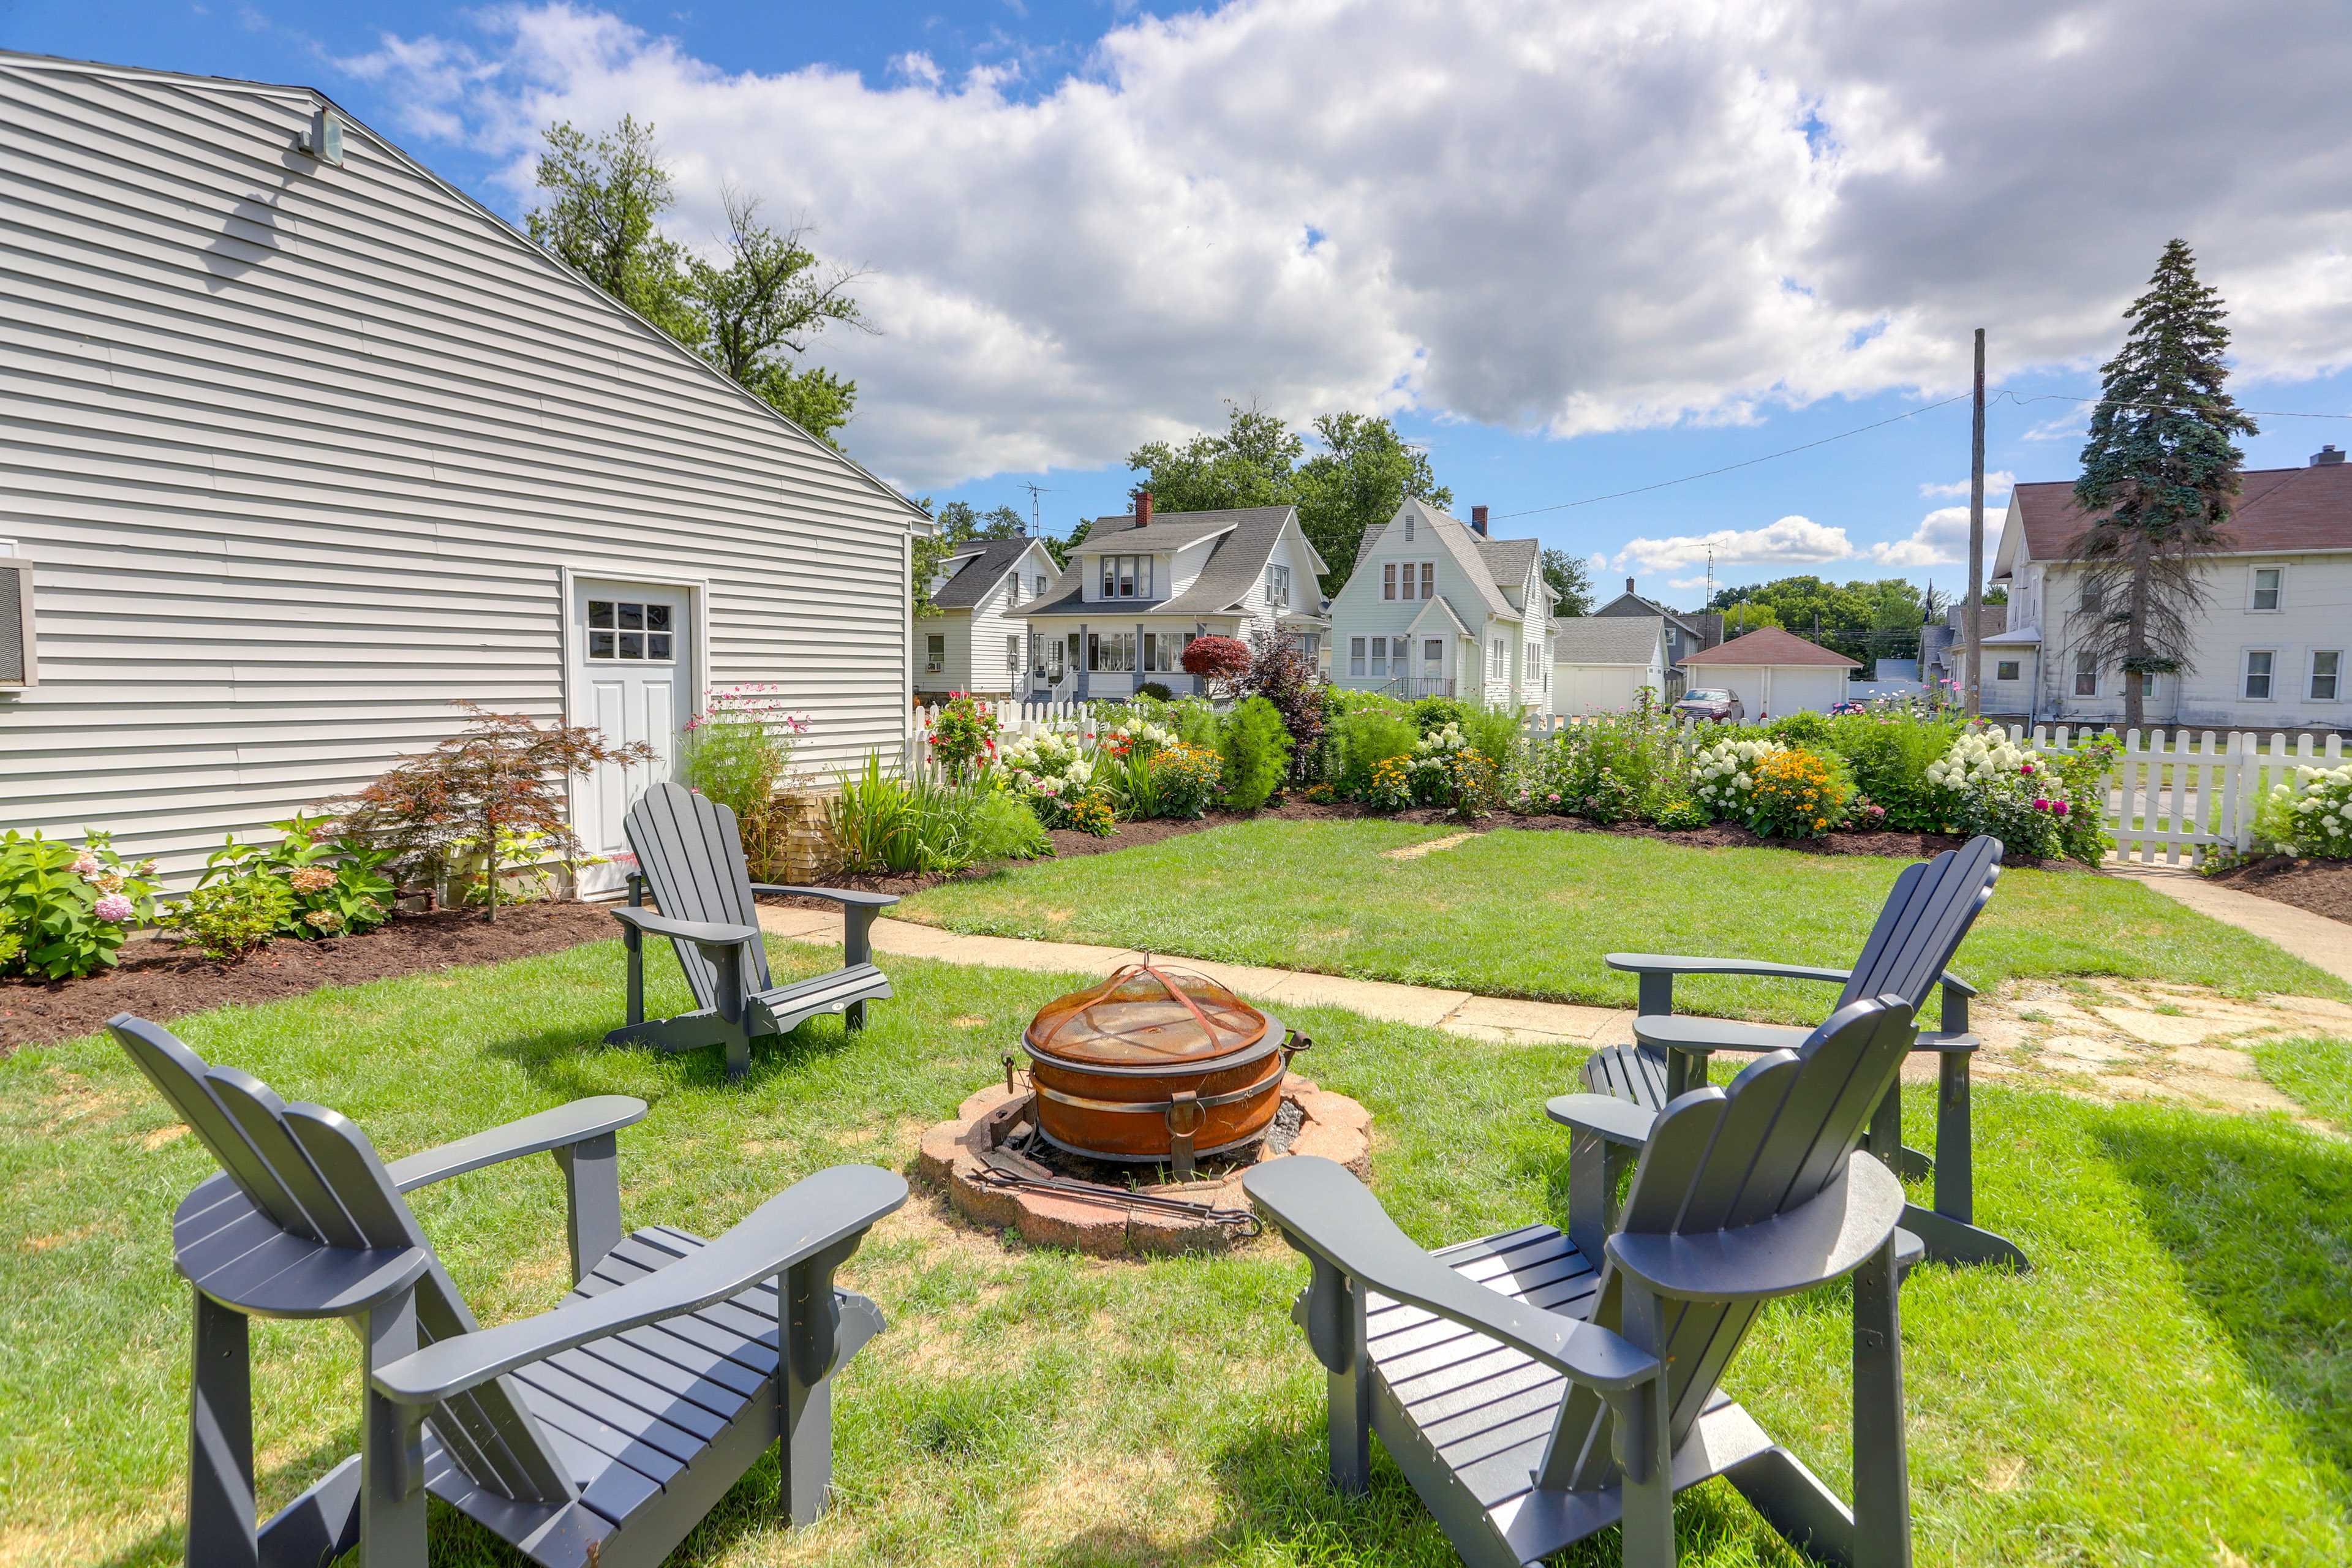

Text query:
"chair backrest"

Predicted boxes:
[[623, 782, 775, 1008], [1553, 996, 1918, 1489], [1833, 835, 2003, 1016], [114, 1016, 576, 1508]]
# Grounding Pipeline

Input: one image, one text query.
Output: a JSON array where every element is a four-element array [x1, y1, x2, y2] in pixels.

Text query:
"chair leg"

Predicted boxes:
[[1850, 1235, 1913, 1568], [360, 1294, 428, 1568], [1568, 1131, 1633, 1267], [554, 1132, 624, 1283], [1611, 1282, 1676, 1568], [845, 1000, 867, 1031], [780, 1237, 863, 1526], [188, 1291, 259, 1568], [1298, 1254, 1371, 1494], [1933, 1051, 1973, 1225]]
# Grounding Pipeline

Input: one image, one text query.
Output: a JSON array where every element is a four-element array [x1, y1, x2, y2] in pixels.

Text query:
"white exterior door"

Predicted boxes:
[[572, 579, 693, 897]]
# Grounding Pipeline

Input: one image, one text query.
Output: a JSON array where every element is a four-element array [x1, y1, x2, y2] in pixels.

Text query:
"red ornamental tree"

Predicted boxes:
[[1180, 635, 1252, 697]]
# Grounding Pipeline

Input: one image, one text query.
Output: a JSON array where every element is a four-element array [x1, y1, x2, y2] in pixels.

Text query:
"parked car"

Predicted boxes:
[[1674, 687, 1745, 723]]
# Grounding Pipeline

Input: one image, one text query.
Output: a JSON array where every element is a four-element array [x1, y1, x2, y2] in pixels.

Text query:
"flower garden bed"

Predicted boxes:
[[2205, 854, 2352, 928], [0, 902, 615, 1053]]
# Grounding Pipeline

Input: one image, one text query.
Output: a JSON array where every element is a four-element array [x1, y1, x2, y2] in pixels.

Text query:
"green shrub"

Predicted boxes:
[[1099, 747, 1163, 820], [0, 829, 162, 979], [241, 813, 397, 938], [1328, 688, 1409, 718], [1766, 710, 1834, 748], [682, 685, 812, 878], [1219, 697, 1294, 810], [968, 790, 1053, 861], [1168, 698, 1223, 753], [1409, 695, 1468, 734], [1457, 705, 1526, 774], [1332, 707, 1420, 796], [922, 693, 1001, 784], [164, 869, 293, 960], [1135, 680, 1175, 703], [827, 754, 970, 875], [1821, 712, 1964, 831]]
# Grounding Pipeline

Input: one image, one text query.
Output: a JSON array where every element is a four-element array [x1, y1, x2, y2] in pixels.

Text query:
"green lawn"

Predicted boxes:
[[897, 820, 2350, 1020], [2, 936, 2348, 1566], [2257, 1036, 2352, 1132]]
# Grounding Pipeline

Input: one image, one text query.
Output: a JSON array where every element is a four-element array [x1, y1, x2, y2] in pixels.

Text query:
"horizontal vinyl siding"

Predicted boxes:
[[0, 63, 914, 878]]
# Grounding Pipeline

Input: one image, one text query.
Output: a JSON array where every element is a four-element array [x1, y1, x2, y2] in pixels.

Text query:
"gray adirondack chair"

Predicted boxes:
[[1248, 997, 1924, 1568], [1580, 834, 2022, 1270], [114, 1014, 907, 1568], [605, 782, 895, 1082]]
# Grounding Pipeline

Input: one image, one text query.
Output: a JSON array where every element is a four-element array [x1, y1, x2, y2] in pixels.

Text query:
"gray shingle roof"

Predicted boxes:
[[1401, 501, 1518, 620], [1553, 614, 1667, 665], [1474, 537, 1540, 605], [929, 537, 1042, 611], [1020, 505, 1316, 621]]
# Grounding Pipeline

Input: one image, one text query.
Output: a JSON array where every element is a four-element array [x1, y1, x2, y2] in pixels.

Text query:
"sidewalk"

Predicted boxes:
[[2101, 863, 2352, 985], [756, 903, 1635, 1050]]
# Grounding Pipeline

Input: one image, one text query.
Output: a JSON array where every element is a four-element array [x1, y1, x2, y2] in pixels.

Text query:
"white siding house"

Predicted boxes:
[[1987, 450, 2352, 730], [0, 53, 929, 890], [916, 537, 1058, 697], [1678, 627, 1860, 717], [1552, 615, 1669, 717], [1014, 496, 1329, 700], [1327, 500, 1555, 712]]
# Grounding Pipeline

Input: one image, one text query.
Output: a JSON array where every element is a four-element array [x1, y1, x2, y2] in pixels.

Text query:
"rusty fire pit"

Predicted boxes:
[[1020, 961, 1302, 1177]]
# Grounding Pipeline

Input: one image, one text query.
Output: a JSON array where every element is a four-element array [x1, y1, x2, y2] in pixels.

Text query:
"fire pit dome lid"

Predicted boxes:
[[1024, 960, 1270, 1067]]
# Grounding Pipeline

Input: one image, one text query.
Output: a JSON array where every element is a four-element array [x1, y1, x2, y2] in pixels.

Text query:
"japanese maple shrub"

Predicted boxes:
[[1242, 631, 1327, 782], [332, 703, 652, 920], [1179, 635, 1252, 699]]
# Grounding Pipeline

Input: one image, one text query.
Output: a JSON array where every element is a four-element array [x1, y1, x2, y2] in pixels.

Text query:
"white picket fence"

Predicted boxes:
[[1999, 725, 2345, 867]]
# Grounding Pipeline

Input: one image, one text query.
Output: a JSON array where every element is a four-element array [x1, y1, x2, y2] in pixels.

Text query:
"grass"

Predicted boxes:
[[2, 936, 2349, 1567], [2256, 1035, 2352, 1131], [896, 819, 2350, 1020]]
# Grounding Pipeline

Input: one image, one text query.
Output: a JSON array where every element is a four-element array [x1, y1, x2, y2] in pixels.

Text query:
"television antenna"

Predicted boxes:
[[1019, 482, 1055, 537]]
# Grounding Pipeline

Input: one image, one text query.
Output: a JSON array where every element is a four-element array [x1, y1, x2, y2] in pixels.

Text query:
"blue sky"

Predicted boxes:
[[7, 0, 2348, 603]]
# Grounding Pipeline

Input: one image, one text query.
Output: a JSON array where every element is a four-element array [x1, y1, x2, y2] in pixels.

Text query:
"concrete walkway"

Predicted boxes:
[[2103, 863, 2352, 985]]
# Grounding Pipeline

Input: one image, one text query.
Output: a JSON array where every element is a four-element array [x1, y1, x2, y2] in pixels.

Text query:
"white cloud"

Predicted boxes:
[[1615, 514, 1855, 574], [1867, 504, 1973, 567], [341, 1, 2352, 489], [1919, 470, 2013, 499]]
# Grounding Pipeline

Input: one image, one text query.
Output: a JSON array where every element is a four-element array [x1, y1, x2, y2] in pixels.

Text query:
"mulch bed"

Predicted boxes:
[[0, 903, 616, 1054], [2203, 855, 2352, 928]]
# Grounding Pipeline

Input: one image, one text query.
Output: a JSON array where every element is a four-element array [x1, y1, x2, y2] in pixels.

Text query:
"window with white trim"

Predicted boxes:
[[1096, 555, 1151, 599], [1423, 637, 1443, 670], [587, 598, 676, 662], [1035, 574, 1049, 598], [1418, 562, 1434, 600], [1382, 563, 1396, 600], [924, 633, 945, 674], [2072, 651, 2097, 697], [1349, 636, 1368, 677], [1490, 636, 1506, 678], [1404, 513, 1414, 542], [1265, 564, 1291, 608], [1370, 636, 1391, 679], [2310, 649, 2342, 702], [2243, 649, 2276, 700], [2078, 581, 2103, 613], [1086, 630, 1136, 672], [2250, 565, 2283, 612]]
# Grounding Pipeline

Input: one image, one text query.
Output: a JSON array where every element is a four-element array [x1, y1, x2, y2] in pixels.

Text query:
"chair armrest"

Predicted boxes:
[[1631, 1016, 1813, 1057], [1606, 953, 1855, 986], [371, 1164, 910, 1404], [751, 884, 900, 911], [1244, 1156, 1657, 1394], [608, 907, 762, 949], [1544, 1093, 1658, 1148], [386, 1097, 649, 1193]]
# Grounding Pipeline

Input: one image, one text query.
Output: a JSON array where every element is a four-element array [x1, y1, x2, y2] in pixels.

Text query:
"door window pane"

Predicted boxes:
[[647, 633, 673, 660], [589, 630, 616, 658], [588, 600, 615, 629], [617, 633, 643, 659]]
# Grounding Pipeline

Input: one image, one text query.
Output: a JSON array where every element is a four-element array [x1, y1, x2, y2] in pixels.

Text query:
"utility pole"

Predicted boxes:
[[1965, 328, 1986, 718]]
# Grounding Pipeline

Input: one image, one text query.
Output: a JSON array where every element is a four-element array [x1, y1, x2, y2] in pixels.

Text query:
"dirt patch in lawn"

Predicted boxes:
[[2203, 855, 2352, 929], [0, 902, 616, 1054]]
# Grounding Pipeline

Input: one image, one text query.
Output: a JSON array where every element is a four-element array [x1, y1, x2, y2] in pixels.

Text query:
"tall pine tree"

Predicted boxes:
[[2070, 239, 2256, 728]]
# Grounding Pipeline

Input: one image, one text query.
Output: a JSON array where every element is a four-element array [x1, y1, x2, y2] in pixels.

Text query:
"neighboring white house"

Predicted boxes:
[[1552, 615, 1670, 717], [1012, 494, 1330, 700], [916, 535, 1059, 698], [0, 53, 930, 891], [1326, 500, 1556, 712], [1678, 627, 1860, 717], [1986, 448, 2352, 731]]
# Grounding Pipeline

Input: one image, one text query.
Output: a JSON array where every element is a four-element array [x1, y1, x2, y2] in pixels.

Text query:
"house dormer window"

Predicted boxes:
[[1097, 554, 1152, 598], [1265, 564, 1291, 608]]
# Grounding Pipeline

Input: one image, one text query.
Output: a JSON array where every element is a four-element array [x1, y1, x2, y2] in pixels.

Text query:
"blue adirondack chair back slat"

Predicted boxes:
[[1556, 997, 1919, 1487], [1835, 835, 2003, 1014], [623, 782, 777, 1006], [113, 1017, 578, 1507]]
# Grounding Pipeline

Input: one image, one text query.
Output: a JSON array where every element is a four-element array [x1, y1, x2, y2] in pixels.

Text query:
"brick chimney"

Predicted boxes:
[[1626, 576, 1637, 595], [1133, 488, 1155, 527], [1471, 504, 1489, 536], [2315, 444, 2345, 467]]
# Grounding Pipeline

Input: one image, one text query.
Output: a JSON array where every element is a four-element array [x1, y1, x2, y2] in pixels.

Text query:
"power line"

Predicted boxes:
[[1491, 392, 1974, 520], [1996, 390, 2352, 420]]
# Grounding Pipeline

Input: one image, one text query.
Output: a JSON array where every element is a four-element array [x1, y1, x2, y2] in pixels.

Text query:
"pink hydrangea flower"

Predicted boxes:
[[2054, 801, 2070, 816], [2032, 797, 2050, 812], [71, 851, 101, 877], [94, 892, 135, 922]]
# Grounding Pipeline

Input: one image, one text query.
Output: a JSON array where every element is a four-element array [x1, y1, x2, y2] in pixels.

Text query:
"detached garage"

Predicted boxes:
[[1552, 614, 1668, 717], [1678, 627, 1859, 718]]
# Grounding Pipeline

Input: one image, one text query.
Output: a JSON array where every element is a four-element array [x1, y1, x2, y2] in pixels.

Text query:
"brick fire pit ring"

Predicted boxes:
[[916, 1077, 1371, 1257]]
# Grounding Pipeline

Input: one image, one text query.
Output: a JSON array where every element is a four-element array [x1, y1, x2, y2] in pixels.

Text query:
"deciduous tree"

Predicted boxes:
[[1540, 548, 1594, 616]]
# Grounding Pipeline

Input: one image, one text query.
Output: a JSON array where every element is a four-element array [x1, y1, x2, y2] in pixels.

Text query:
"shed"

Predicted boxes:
[[1679, 627, 1860, 717], [1551, 615, 1668, 717], [0, 51, 930, 892]]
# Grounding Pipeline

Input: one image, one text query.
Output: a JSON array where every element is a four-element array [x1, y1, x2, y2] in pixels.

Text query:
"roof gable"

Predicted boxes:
[[2011, 462, 2352, 559], [930, 537, 1049, 611], [1681, 625, 1860, 669], [1553, 615, 1668, 665]]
